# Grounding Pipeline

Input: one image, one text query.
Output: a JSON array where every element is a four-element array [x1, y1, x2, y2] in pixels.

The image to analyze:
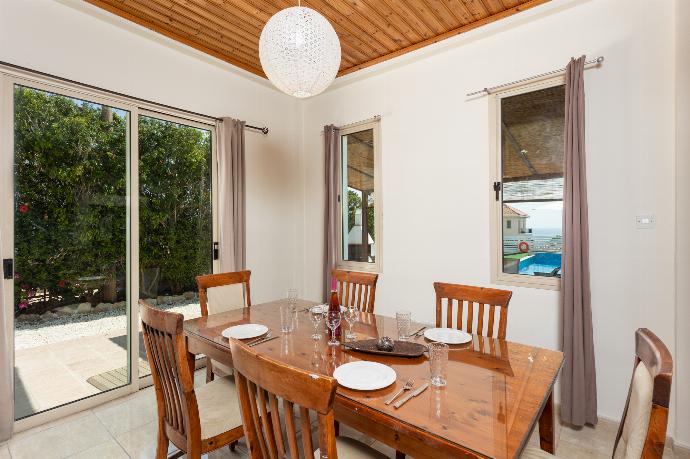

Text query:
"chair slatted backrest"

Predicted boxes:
[[433, 282, 513, 339], [140, 300, 200, 449], [196, 271, 252, 316], [332, 269, 378, 313], [229, 339, 339, 459], [613, 328, 673, 459]]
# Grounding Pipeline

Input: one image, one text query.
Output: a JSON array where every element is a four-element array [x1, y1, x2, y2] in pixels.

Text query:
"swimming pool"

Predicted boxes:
[[518, 252, 562, 276]]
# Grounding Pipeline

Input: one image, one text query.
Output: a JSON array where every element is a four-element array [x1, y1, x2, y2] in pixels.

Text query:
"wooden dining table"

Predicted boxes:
[[183, 299, 563, 459]]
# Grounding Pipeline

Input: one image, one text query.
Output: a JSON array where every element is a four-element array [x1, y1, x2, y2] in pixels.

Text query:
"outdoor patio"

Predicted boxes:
[[14, 300, 201, 419]]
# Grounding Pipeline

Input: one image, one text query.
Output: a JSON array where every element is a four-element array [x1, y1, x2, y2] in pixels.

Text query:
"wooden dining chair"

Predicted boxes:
[[196, 270, 251, 381], [229, 338, 388, 459], [332, 269, 379, 313], [433, 282, 513, 339], [140, 300, 244, 459], [521, 328, 673, 459]]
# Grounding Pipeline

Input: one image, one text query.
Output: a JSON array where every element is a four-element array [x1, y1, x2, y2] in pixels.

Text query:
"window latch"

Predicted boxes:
[[213, 242, 219, 261], [493, 182, 502, 201], [3, 259, 13, 280]]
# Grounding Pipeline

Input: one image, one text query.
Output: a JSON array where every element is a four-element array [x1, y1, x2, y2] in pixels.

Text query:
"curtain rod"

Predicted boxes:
[[321, 115, 381, 133], [466, 56, 604, 97], [341, 114, 380, 129], [0, 60, 269, 134]]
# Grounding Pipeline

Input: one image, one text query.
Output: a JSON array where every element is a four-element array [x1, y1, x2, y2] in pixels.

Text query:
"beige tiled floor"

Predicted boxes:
[[0, 369, 683, 458]]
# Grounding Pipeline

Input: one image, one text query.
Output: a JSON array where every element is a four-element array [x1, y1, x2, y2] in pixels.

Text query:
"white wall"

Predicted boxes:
[[674, 0, 690, 448], [2, 0, 686, 447], [299, 0, 682, 441], [0, 0, 302, 303]]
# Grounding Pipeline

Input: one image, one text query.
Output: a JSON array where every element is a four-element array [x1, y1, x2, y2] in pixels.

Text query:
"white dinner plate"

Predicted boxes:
[[310, 305, 326, 314], [333, 361, 396, 391], [222, 324, 268, 340], [310, 304, 346, 314], [423, 327, 472, 345]]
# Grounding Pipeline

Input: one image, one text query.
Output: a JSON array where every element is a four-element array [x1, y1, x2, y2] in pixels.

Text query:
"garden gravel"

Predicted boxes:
[[14, 300, 202, 350]]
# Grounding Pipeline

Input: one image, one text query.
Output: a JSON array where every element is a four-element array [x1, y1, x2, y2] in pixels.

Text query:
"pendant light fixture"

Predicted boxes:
[[259, 1, 341, 98]]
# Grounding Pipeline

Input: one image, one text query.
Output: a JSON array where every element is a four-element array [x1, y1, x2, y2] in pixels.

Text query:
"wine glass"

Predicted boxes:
[[309, 305, 324, 340], [326, 310, 341, 346], [344, 306, 357, 340]]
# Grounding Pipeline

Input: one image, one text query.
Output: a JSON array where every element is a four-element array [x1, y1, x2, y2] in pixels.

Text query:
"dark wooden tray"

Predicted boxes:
[[342, 339, 427, 357]]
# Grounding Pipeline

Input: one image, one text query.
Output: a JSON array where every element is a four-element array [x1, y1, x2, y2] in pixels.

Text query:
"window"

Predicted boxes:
[[490, 78, 565, 289], [337, 120, 381, 272]]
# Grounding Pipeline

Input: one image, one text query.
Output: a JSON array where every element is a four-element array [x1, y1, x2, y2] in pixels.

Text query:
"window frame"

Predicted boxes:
[[489, 76, 564, 291], [336, 119, 382, 274]]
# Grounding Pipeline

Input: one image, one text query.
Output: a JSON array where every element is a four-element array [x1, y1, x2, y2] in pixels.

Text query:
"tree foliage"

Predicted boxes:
[[13, 87, 211, 313], [347, 189, 375, 238], [139, 116, 212, 295]]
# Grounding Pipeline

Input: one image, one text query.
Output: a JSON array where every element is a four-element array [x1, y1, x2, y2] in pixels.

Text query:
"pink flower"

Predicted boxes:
[[27, 289, 36, 298], [20, 284, 29, 290], [14, 273, 20, 280], [18, 301, 28, 310], [19, 204, 29, 214]]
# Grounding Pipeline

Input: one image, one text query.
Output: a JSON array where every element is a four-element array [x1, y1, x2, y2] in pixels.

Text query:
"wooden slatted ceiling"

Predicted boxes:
[[85, 0, 550, 79], [501, 84, 565, 182], [345, 129, 374, 192]]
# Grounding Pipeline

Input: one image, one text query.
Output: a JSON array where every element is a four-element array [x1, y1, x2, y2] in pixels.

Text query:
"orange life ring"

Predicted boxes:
[[518, 241, 530, 253]]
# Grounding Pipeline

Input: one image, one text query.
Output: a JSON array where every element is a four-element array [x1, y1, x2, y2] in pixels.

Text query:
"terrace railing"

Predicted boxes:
[[503, 234, 562, 255]]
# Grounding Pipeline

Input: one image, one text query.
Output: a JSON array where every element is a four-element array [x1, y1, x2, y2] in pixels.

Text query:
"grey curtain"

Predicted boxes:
[[560, 56, 597, 427], [0, 231, 13, 441], [324, 125, 340, 301], [217, 118, 246, 272]]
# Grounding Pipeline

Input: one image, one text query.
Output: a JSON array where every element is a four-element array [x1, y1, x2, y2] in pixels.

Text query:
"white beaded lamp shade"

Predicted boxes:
[[259, 6, 341, 98]]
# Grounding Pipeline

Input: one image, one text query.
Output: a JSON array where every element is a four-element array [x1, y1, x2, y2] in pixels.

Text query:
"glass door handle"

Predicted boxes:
[[2, 259, 13, 279]]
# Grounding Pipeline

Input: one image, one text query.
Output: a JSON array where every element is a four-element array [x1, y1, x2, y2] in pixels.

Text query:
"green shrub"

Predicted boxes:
[[139, 115, 212, 295], [13, 87, 211, 313]]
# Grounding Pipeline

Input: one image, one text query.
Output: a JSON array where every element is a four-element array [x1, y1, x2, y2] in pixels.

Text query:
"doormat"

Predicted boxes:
[[86, 359, 151, 391]]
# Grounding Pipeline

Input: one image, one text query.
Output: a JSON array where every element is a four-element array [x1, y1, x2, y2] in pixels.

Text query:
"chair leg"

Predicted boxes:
[[186, 440, 202, 459], [229, 441, 238, 451], [334, 420, 340, 437], [156, 422, 169, 459], [395, 451, 406, 459], [205, 357, 214, 383]]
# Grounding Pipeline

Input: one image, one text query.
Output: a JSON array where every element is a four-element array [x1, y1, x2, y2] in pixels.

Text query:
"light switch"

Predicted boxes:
[[636, 215, 655, 229]]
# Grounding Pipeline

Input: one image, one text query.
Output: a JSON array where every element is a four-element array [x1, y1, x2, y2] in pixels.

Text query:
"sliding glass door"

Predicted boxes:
[[9, 83, 134, 420], [0, 74, 218, 425], [137, 112, 215, 378]]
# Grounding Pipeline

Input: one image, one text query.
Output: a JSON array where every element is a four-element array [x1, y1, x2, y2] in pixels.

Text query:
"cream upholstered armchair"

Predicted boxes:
[[522, 328, 673, 459]]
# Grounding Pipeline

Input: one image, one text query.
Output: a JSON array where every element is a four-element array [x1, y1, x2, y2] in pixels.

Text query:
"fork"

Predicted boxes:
[[384, 378, 415, 405], [410, 326, 427, 338], [249, 334, 278, 347], [246, 333, 271, 346]]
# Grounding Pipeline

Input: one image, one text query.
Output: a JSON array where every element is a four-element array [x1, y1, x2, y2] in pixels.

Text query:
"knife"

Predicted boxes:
[[393, 383, 429, 409], [249, 335, 278, 347], [410, 326, 427, 337]]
